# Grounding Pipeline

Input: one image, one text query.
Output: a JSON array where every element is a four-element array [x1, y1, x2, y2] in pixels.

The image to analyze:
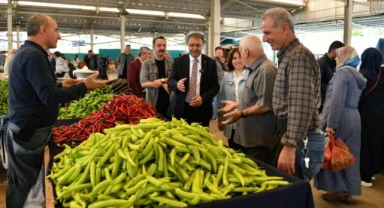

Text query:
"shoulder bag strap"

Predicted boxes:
[[362, 68, 382, 98]]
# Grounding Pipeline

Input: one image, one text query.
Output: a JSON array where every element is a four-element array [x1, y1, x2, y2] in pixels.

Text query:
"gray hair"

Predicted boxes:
[[262, 7, 295, 34], [26, 14, 50, 36], [138, 46, 150, 57]]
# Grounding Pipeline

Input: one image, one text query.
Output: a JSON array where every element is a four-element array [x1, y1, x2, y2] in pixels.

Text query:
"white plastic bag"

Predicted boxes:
[[23, 165, 45, 208]]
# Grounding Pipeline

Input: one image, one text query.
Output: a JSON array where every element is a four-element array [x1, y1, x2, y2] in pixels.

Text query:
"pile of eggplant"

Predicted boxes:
[[106, 79, 134, 95]]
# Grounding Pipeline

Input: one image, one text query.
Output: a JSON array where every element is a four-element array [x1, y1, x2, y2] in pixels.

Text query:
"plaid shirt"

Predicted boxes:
[[273, 39, 321, 148]]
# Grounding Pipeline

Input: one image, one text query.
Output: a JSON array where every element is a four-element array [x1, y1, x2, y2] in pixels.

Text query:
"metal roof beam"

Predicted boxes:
[[353, 1, 384, 9], [121, 0, 132, 11], [221, 0, 236, 10], [235, 0, 264, 13]]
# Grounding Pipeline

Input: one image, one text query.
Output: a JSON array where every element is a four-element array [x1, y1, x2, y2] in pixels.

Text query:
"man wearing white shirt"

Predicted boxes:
[[167, 32, 219, 126], [53, 51, 69, 77]]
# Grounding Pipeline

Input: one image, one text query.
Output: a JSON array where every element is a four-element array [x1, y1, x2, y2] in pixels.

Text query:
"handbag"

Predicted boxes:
[[321, 134, 356, 172]]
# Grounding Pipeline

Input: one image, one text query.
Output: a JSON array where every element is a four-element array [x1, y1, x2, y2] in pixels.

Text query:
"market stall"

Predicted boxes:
[[45, 117, 315, 208]]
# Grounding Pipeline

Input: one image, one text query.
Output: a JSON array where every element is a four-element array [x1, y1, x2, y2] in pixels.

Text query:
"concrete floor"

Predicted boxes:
[[0, 120, 382, 208]]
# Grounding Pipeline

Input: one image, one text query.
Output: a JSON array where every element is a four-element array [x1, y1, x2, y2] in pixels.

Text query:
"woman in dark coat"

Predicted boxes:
[[314, 46, 366, 204], [359, 48, 384, 187]]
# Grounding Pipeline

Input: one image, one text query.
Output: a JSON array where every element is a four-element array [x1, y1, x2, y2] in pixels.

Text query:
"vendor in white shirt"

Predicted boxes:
[[53, 51, 69, 77]]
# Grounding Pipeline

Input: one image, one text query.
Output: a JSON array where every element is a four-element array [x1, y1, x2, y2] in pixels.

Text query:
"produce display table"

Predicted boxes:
[[44, 142, 314, 208]]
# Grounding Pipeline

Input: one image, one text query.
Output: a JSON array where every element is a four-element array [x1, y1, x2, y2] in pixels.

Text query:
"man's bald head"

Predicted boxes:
[[239, 35, 263, 53], [239, 35, 264, 67], [26, 15, 52, 36]]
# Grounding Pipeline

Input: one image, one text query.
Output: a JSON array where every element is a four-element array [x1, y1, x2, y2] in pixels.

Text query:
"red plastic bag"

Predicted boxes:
[[321, 134, 356, 172]]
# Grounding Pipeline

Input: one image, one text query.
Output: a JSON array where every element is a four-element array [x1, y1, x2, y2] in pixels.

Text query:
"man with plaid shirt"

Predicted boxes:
[[261, 7, 325, 181]]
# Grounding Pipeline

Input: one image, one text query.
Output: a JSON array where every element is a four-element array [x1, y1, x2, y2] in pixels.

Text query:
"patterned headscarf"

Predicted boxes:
[[336, 46, 360, 69]]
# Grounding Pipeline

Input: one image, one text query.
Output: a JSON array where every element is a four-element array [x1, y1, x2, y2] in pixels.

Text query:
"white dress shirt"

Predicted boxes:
[[189, 54, 202, 96]]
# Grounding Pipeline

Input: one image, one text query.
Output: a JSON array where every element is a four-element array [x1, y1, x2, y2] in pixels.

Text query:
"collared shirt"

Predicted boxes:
[[234, 54, 277, 148], [273, 38, 321, 148], [189, 54, 202, 96], [8, 40, 87, 127]]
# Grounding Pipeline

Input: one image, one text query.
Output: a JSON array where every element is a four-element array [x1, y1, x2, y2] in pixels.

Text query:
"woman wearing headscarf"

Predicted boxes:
[[315, 46, 366, 204], [359, 48, 384, 187]]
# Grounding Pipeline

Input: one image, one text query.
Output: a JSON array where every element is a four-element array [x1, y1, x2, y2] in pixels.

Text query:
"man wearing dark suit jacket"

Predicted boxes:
[[167, 32, 219, 127]]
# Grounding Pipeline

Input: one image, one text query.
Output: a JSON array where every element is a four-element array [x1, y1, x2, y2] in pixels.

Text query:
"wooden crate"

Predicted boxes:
[[44, 146, 55, 208]]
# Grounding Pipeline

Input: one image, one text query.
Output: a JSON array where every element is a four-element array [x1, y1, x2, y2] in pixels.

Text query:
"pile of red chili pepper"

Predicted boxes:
[[52, 94, 156, 144]]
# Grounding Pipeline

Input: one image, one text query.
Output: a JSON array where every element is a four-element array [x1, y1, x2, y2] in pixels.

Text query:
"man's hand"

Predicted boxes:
[[222, 111, 241, 125], [277, 146, 296, 175], [177, 78, 187, 92], [153, 79, 162, 88], [217, 115, 224, 131], [219, 57, 225, 63], [83, 72, 108, 90], [218, 100, 238, 114], [326, 127, 335, 136], [190, 96, 202, 107], [62, 78, 81, 88]]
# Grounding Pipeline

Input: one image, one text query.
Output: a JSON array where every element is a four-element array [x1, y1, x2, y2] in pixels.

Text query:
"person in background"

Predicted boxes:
[[72, 54, 80, 69], [212, 46, 228, 121], [116, 44, 134, 79], [97, 55, 107, 80], [358, 48, 384, 187], [217, 48, 249, 150], [0, 51, 4, 66], [128, 46, 151, 97], [318, 41, 345, 112], [4, 14, 107, 208], [315, 46, 366, 203], [54, 51, 69, 77], [48, 51, 56, 69], [84, 50, 98, 71], [141, 36, 172, 118], [4, 49, 17, 76], [165, 52, 173, 61], [167, 32, 219, 127], [219, 35, 276, 164], [261, 7, 325, 181]]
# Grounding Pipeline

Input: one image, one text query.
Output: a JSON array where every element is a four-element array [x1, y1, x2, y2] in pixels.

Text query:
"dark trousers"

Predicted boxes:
[[360, 116, 384, 182], [4, 123, 51, 208], [241, 145, 272, 166], [227, 129, 243, 152], [271, 119, 288, 167], [182, 103, 210, 127]]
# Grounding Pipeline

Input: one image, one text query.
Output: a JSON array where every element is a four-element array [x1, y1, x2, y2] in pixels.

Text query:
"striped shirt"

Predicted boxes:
[[273, 38, 321, 148]]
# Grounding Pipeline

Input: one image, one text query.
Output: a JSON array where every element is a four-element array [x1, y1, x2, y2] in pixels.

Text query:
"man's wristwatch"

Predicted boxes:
[[161, 78, 165, 83], [241, 110, 247, 118]]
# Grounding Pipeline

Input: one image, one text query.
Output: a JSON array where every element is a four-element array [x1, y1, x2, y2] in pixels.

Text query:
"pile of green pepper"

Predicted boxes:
[[49, 118, 290, 208], [58, 87, 114, 119], [0, 78, 8, 116]]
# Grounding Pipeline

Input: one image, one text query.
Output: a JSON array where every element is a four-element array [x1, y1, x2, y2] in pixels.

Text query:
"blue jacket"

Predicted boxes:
[[219, 69, 249, 139]]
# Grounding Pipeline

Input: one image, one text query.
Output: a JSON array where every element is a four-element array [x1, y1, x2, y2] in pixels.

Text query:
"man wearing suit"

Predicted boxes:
[[167, 32, 219, 127], [127, 46, 151, 97]]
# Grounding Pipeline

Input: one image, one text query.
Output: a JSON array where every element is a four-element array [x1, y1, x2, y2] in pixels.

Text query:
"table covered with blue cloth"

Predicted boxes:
[[47, 119, 314, 208], [46, 140, 314, 208]]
